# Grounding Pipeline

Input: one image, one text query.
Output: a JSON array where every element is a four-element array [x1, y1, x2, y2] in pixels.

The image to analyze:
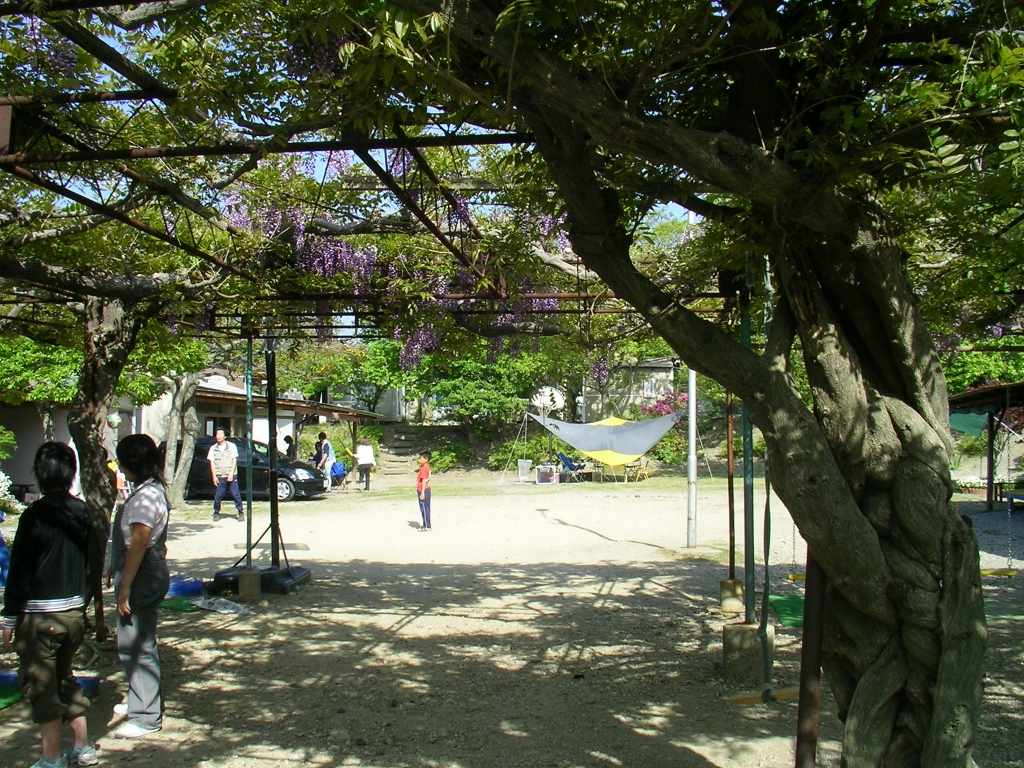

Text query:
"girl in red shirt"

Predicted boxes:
[[416, 452, 432, 531]]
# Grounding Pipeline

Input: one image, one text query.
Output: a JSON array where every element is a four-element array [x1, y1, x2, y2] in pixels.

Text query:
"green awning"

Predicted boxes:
[[950, 411, 988, 437]]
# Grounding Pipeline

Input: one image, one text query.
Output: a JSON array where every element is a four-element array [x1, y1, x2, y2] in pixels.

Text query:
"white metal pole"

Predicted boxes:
[[687, 367, 698, 547]]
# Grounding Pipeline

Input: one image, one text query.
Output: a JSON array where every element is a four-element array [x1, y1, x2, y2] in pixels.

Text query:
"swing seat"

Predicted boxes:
[[1005, 492, 1024, 511], [981, 569, 1017, 577]]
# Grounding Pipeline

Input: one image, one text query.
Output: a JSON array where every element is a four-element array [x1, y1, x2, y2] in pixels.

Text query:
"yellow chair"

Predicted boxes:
[[631, 456, 650, 482]]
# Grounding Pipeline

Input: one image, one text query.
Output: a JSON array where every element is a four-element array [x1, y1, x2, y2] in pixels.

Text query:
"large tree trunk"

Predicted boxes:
[[523, 109, 986, 767], [161, 371, 203, 508], [167, 377, 202, 508], [36, 404, 55, 442], [66, 295, 143, 642]]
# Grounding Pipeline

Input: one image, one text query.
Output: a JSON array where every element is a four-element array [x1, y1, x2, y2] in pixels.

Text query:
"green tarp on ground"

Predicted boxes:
[[768, 594, 805, 628], [0, 684, 21, 710]]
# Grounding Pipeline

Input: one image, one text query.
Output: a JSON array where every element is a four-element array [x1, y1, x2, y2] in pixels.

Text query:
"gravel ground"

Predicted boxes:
[[0, 473, 1020, 767]]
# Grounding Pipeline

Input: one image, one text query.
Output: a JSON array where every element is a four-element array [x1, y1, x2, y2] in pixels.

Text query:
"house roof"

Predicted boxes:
[[948, 382, 1024, 413], [195, 386, 380, 422]]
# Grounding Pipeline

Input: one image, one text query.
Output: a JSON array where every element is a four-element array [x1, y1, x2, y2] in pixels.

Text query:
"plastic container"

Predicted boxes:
[[76, 676, 99, 697], [167, 575, 204, 598], [517, 459, 533, 483], [536, 464, 558, 484], [0, 671, 96, 696]]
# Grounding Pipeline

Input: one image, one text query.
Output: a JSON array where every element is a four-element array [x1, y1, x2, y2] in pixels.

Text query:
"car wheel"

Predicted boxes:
[[276, 477, 296, 502]]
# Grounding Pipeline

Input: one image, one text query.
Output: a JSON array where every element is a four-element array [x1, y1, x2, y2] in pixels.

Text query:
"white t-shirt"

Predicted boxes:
[[355, 445, 376, 466], [120, 480, 169, 547]]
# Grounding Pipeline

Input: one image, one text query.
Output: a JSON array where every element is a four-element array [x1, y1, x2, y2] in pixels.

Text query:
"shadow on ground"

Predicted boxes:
[[1, 558, 845, 768]]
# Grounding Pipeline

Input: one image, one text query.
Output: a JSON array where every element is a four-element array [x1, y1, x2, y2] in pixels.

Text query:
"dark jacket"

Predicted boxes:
[[1, 491, 92, 628]]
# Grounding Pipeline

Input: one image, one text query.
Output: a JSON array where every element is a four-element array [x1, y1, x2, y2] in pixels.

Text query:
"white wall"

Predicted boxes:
[[0, 401, 136, 487]]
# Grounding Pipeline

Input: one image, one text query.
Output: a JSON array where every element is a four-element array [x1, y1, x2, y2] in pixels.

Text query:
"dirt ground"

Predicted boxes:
[[1, 471, 1021, 768]]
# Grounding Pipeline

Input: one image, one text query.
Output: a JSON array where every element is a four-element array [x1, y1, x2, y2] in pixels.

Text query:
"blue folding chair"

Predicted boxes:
[[555, 452, 587, 483], [331, 461, 350, 490]]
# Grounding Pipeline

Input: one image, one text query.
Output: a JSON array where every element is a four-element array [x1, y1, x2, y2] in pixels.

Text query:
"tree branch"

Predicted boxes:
[[97, 0, 205, 30], [530, 243, 600, 281], [451, 312, 565, 337], [391, 0, 858, 237], [308, 214, 466, 237], [0, 252, 192, 300]]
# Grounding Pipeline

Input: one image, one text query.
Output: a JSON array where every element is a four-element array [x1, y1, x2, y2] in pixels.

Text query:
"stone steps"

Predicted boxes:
[[379, 424, 420, 475]]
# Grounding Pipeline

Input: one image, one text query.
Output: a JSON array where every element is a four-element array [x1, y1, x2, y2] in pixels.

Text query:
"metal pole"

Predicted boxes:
[[742, 289, 756, 624], [726, 392, 736, 580], [244, 336, 253, 569], [265, 332, 280, 569], [687, 368, 698, 547], [987, 411, 996, 512], [795, 553, 826, 768]]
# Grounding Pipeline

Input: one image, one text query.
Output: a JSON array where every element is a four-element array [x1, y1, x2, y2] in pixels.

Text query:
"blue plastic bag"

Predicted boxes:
[[0, 531, 9, 588]]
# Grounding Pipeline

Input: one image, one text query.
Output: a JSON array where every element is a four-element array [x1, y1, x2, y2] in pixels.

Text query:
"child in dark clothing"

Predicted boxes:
[[2, 442, 98, 767]]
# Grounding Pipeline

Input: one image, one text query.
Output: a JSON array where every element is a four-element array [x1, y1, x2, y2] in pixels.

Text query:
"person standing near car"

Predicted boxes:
[[316, 431, 336, 491], [207, 428, 243, 521], [283, 435, 298, 462]]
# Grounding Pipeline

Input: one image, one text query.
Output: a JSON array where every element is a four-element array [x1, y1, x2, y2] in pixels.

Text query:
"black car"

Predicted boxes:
[[170, 437, 327, 502]]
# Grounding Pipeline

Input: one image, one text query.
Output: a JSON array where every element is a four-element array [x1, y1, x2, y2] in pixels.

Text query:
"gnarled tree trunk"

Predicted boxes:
[[66, 295, 143, 641], [522, 109, 986, 767], [36, 404, 55, 442], [165, 373, 202, 508]]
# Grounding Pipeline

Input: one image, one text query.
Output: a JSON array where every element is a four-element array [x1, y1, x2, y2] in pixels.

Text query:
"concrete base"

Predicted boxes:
[[723, 622, 775, 687], [719, 579, 744, 613], [237, 569, 262, 601]]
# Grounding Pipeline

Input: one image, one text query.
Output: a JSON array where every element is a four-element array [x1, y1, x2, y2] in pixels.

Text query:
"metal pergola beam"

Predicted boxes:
[[0, 132, 533, 166]]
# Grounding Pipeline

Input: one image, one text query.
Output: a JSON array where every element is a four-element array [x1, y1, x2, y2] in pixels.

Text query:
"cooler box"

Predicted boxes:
[[536, 464, 559, 484]]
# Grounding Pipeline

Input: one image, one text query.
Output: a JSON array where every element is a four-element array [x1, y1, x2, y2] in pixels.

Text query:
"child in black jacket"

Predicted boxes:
[[2, 442, 98, 767]]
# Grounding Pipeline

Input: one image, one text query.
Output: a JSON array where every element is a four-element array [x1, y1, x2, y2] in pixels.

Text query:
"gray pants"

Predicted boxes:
[[117, 601, 162, 729]]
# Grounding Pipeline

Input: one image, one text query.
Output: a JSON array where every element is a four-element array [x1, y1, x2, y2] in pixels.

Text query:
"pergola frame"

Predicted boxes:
[[0, 5, 734, 345]]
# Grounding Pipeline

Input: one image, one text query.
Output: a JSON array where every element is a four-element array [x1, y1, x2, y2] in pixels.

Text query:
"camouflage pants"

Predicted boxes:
[[15, 609, 90, 724]]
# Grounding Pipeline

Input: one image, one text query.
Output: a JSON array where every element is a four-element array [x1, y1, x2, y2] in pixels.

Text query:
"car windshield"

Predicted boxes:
[[247, 440, 288, 461]]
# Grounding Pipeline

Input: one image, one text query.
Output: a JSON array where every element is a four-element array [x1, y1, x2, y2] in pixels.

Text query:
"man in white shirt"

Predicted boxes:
[[207, 428, 243, 521]]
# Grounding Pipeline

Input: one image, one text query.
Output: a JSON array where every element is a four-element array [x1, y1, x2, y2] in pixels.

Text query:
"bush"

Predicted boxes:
[[649, 431, 687, 466], [717, 432, 767, 459], [956, 435, 988, 458], [0, 470, 24, 516], [428, 437, 476, 473], [488, 433, 579, 469]]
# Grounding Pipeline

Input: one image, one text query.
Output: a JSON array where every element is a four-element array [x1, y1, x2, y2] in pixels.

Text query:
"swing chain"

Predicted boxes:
[[1008, 503, 1013, 571], [791, 523, 797, 575]]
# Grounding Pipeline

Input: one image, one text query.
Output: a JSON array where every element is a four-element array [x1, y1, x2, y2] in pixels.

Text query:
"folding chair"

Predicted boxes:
[[331, 461, 351, 490], [631, 456, 650, 482], [555, 452, 587, 483]]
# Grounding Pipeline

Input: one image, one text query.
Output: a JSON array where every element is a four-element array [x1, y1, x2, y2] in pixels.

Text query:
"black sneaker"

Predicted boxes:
[[213, 513, 221, 521]]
